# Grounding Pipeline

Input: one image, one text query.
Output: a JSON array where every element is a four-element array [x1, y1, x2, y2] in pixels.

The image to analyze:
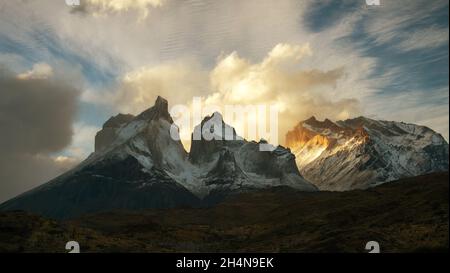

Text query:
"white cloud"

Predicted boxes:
[[78, 0, 164, 19], [396, 26, 449, 51]]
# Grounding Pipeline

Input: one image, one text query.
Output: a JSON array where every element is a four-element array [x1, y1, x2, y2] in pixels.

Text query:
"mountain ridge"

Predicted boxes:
[[286, 115, 449, 191], [1, 96, 448, 219], [0, 97, 316, 219]]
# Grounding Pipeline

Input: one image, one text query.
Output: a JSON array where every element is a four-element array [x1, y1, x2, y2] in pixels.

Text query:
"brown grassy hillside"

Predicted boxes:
[[0, 172, 448, 253]]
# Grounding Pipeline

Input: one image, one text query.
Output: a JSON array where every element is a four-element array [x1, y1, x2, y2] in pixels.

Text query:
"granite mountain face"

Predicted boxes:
[[1, 97, 448, 219], [0, 97, 316, 219]]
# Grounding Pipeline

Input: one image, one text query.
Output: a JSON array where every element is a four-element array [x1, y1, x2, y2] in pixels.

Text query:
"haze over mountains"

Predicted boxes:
[[0, 96, 448, 219]]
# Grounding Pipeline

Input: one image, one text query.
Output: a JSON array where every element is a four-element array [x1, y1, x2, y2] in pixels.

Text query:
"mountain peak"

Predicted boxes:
[[189, 111, 242, 163], [200, 111, 224, 125], [153, 95, 169, 114], [211, 111, 223, 120], [155, 95, 168, 108], [304, 116, 317, 123], [287, 115, 449, 191], [95, 96, 173, 153], [137, 96, 172, 122], [301, 116, 341, 132]]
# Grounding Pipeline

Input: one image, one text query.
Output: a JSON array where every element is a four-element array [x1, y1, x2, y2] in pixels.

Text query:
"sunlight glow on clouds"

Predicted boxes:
[[82, 60, 209, 113], [87, 43, 361, 146]]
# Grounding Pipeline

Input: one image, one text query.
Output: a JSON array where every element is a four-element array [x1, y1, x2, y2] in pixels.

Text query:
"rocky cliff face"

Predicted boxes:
[[95, 113, 134, 152], [189, 112, 317, 202], [0, 97, 316, 219], [286, 116, 449, 191]]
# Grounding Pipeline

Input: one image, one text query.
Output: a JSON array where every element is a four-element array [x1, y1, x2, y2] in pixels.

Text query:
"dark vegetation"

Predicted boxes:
[[0, 172, 448, 253]]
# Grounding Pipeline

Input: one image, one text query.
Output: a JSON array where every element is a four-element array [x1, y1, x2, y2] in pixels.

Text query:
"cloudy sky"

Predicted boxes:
[[0, 0, 448, 202]]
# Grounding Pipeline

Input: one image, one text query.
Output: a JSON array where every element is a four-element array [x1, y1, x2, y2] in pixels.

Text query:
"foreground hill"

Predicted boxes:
[[0, 172, 447, 253]]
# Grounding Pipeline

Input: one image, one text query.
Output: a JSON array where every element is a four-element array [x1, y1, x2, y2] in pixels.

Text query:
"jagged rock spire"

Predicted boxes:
[[137, 96, 172, 122]]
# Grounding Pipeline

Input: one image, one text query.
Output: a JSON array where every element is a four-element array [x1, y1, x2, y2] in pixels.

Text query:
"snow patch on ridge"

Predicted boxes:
[[287, 116, 449, 191]]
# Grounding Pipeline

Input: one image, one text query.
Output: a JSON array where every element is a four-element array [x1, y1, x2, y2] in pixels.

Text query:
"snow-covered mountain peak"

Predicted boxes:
[[90, 97, 317, 198], [94, 96, 175, 153], [186, 114, 317, 195], [303, 116, 340, 129], [192, 112, 242, 142], [287, 116, 449, 191]]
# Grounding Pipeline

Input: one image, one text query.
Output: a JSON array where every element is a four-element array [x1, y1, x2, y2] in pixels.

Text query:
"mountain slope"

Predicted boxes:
[[0, 97, 202, 219], [286, 116, 449, 190], [0, 97, 316, 219]]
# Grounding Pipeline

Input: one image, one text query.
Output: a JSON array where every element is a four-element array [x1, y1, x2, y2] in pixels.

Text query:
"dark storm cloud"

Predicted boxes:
[[0, 66, 80, 202]]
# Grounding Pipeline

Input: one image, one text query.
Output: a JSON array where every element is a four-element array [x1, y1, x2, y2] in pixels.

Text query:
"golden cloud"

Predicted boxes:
[[205, 43, 360, 144], [114, 60, 209, 114], [89, 43, 361, 147]]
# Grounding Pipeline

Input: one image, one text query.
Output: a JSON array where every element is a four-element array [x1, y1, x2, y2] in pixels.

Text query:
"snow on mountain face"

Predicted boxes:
[[88, 96, 189, 175], [95, 113, 134, 152], [0, 96, 201, 219], [189, 112, 317, 200], [96, 108, 316, 198], [0, 97, 316, 219], [286, 116, 449, 191]]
